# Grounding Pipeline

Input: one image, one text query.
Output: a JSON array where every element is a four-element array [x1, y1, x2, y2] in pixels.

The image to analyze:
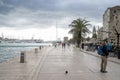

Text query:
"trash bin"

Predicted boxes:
[[20, 51, 26, 63]]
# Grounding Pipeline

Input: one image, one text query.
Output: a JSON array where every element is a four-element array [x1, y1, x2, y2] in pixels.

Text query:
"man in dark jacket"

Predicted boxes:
[[100, 41, 109, 73]]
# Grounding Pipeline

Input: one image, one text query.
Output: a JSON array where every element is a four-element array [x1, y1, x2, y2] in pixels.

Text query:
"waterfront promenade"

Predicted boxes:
[[0, 45, 120, 80], [81, 49, 120, 64]]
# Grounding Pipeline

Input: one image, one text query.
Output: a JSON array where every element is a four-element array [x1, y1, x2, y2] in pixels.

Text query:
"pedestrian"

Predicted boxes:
[[62, 42, 66, 48], [100, 41, 109, 73], [63, 43, 66, 48], [81, 43, 84, 50]]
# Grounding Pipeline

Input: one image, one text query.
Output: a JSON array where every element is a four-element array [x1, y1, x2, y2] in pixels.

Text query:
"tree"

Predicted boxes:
[[69, 18, 91, 47], [92, 26, 97, 38]]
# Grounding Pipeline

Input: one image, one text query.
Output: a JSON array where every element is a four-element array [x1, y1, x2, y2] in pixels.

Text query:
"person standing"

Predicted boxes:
[[100, 41, 109, 73]]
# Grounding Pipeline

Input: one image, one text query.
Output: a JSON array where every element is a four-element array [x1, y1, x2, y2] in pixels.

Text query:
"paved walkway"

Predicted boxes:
[[81, 49, 120, 64], [0, 46, 120, 80]]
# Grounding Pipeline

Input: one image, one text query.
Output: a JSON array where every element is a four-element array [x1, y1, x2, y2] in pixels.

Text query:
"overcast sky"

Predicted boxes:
[[0, 0, 120, 41]]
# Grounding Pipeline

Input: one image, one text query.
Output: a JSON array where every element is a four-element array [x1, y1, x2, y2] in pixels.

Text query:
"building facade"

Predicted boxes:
[[103, 6, 120, 45], [63, 37, 68, 43]]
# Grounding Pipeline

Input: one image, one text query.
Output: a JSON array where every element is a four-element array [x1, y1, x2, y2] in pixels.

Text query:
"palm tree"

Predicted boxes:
[[69, 18, 91, 47]]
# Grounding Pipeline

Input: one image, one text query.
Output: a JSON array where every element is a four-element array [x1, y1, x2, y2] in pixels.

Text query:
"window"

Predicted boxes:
[[116, 20, 119, 26], [114, 10, 116, 13]]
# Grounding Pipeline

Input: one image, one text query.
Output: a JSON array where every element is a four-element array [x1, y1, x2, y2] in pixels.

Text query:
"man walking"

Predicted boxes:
[[100, 41, 109, 73]]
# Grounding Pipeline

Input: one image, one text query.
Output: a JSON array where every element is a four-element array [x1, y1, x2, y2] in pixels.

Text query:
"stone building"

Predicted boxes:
[[103, 6, 120, 45], [63, 37, 68, 43]]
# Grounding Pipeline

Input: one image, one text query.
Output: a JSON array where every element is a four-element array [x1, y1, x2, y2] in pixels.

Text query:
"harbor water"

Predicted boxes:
[[0, 43, 52, 62]]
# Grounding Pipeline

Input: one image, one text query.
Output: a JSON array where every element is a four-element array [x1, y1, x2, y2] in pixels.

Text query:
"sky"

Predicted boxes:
[[0, 0, 120, 41]]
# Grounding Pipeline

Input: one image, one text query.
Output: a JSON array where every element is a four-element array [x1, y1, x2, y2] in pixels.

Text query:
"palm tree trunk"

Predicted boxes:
[[77, 31, 81, 48]]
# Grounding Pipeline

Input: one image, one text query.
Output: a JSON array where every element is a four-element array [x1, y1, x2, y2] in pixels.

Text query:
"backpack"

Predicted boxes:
[[106, 43, 111, 51], [97, 46, 103, 55]]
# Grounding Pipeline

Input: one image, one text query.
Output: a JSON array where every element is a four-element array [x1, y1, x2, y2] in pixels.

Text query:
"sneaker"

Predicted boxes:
[[100, 69, 103, 72], [102, 71, 108, 73]]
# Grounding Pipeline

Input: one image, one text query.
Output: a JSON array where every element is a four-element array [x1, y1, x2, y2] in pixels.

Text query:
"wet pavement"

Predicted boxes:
[[0, 46, 120, 80]]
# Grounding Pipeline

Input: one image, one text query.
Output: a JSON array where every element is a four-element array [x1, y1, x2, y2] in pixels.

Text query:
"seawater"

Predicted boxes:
[[0, 43, 52, 62]]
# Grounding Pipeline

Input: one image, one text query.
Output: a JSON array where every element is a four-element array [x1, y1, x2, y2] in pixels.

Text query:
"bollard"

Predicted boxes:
[[35, 48, 38, 53], [39, 46, 41, 50], [20, 51, 26, 63]]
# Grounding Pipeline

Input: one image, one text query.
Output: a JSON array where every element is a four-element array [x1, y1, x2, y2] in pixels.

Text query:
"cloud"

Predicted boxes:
[[0, 0, 120, 40], [0, 6, 73, 29], [0, 0, 120, 29]]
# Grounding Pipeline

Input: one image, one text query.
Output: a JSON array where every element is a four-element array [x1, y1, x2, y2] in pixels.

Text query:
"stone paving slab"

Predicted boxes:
[[0, 47, 52, 80]]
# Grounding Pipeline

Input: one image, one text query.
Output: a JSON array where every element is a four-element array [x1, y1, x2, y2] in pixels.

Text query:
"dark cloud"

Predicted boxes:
[[2, 0, 59, 10], [0, 0, 14, 14], [0, 0, 120, 29]]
